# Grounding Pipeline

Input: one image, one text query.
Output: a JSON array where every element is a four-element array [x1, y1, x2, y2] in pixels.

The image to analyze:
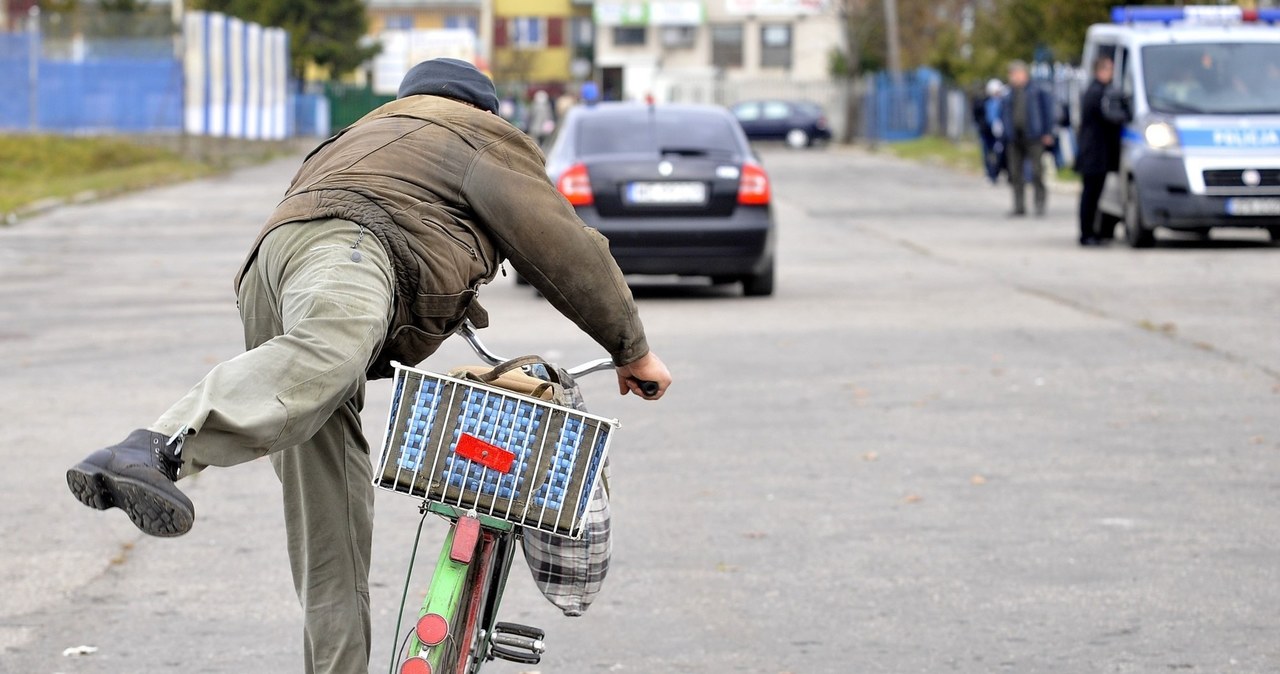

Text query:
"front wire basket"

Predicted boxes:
[[374, 361, 618, 539]]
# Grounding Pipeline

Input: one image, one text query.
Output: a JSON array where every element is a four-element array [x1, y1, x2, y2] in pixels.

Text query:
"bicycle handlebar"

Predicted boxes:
[[456, 321, 659, 396]]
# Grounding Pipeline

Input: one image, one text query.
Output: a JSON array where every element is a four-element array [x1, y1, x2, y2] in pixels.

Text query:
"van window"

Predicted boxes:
[[1142, 42, 1280, 114], [1117, 47, 1133, 95]]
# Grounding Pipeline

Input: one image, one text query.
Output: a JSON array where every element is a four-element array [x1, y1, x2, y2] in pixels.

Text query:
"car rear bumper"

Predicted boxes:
[[575, 205, 775, 276]]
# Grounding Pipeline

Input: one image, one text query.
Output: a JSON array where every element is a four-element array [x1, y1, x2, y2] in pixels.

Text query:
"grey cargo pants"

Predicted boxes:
[[152, 218, 394, 674]]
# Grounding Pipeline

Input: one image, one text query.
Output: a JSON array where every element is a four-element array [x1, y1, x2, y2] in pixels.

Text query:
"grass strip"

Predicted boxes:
[[883, 136, 984, 173], [0, 135, 217, 218], [882, 135, 1081, 182]]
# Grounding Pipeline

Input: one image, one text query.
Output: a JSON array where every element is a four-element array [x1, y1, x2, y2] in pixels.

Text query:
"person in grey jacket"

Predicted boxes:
[[1001, 60, 1056, 216], [65, 58, 672, 674]]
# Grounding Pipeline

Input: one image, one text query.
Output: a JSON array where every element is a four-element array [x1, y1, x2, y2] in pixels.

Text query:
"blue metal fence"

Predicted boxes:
[[293, 93, 331, 139], [0, 33, 35, 130], [870, 69, 937, 142], [0, 32, 183, 133], [38, 59, 183, 132], [0, 10, 317, 137], [0, 31, 183, 132]]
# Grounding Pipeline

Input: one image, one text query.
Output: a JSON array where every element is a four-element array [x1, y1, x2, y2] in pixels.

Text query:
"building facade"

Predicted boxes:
[[364, 0, 484, 93], [490, 0, 593, 92], [592, 0, 843, 102], [367, 0, 483, 35], [4, 0, 36, 32]]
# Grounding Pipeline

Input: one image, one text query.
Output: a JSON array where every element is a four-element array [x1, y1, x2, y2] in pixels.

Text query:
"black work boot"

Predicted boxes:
[[66, 429, 194, 537]]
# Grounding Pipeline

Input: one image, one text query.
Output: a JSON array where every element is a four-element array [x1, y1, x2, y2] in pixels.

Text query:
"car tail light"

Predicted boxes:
[[738, 162, 771, 206], [816, 116, 828, 130], [557, 163, 594, 206]]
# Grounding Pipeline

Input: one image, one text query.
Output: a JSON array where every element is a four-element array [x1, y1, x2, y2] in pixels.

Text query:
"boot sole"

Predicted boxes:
[[67, 464, 194, 537]]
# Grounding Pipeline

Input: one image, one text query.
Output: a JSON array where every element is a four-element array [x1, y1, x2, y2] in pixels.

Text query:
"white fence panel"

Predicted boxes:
[[183, 10, 288, 138]]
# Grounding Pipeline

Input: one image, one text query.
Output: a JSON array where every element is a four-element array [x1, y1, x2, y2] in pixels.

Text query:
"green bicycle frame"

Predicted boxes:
[[406, 503, 517, 672]]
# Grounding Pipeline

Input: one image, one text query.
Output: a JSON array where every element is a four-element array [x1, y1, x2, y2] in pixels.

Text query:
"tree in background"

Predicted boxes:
[[193, 0, 379, 80], [836, 0, 1169, 87], [960, 0, 1160, 84], [37, 0, 172, 40], [838, 0, 987, 78]]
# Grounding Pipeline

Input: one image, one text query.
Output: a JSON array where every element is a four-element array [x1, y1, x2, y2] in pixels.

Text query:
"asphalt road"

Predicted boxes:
[[2, 144, 1277, 674]]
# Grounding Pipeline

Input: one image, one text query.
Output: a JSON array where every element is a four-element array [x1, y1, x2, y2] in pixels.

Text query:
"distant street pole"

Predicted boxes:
[[27, 5, 39, 132], [883, 0, 902, 79]]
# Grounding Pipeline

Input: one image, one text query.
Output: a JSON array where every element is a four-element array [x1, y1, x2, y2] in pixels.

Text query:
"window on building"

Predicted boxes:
[[661, 26, 697, 49], [613, 26, 647, 47], [384, 14, 413, 31], [760, 24, 792, 69], [572, 17, 594, 47], [510, 17, 546, 48], [445, 15, 478, 35], [711, 24, 743, 69]]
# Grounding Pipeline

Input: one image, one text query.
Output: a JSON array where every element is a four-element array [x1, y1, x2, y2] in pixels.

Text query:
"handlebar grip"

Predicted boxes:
[[638, 380, 660, 398]]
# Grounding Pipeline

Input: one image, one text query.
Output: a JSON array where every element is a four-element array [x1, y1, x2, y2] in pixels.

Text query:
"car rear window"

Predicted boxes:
[[577, 109, 741, 156]]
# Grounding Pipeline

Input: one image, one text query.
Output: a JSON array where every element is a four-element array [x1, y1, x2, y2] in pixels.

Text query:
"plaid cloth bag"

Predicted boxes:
[[448, 357, 612, 616], [521, 464, 611, 616]]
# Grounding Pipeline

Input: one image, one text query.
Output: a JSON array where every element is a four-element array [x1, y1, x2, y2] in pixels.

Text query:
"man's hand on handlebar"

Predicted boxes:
[[616, 351, 671, 400]]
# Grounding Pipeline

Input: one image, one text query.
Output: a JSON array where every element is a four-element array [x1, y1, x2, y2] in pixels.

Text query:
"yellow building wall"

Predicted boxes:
[[494, 0, 571, 14], [368, 13, 447, 33], [493, 0, 575, 83]]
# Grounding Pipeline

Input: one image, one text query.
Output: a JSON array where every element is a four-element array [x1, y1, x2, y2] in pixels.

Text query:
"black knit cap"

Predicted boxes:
[[397, 58, 500, 114]]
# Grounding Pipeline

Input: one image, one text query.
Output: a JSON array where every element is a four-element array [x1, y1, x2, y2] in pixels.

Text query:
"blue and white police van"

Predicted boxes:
[[1083, 6, 1280, 247]]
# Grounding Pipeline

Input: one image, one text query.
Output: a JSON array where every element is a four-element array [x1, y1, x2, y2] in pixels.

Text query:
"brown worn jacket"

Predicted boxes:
[[235, 95, 648, 379]]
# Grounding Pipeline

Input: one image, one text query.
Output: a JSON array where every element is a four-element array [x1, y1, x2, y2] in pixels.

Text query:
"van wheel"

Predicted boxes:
[[1124, 182, 1156, 249], [785, 129, 810, 149]]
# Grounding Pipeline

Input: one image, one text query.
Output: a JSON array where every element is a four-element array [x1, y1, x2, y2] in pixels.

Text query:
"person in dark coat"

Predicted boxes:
[[1001, 60, 1056, 216], [1075, 56, 1122, 245]]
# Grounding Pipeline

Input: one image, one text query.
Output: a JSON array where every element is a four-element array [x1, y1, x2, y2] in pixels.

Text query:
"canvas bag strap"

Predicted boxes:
[[452, 355, 566, 402]]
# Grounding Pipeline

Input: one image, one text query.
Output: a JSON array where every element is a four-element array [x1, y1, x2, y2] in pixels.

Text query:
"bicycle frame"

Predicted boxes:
[[401, 504, 520, 674], [392, 323, 601, 674]]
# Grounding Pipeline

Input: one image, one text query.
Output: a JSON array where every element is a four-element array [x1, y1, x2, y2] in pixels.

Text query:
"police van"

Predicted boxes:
[[1082, 6, 1280, 247]]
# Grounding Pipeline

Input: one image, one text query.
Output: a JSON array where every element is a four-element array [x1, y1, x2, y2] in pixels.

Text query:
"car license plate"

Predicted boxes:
[[1225, 197, 1280, 216], [626, 181, 707, 205]]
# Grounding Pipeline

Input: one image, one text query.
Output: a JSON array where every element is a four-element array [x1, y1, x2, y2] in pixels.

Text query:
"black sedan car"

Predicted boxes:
[[730, 99, 831, 148], [544, 102, 776, 296]]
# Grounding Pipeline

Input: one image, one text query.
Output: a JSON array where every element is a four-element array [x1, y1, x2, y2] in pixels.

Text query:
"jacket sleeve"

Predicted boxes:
[[1039, 88, 1057, 135], [461, 130, 650, 366]]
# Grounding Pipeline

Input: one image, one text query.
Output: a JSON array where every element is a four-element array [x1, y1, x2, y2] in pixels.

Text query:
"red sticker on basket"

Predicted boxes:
[[455, 434, 516, 473]]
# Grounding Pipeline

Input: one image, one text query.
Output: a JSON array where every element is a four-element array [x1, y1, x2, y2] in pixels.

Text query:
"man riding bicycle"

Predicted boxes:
[[65, 58, 672, 674]]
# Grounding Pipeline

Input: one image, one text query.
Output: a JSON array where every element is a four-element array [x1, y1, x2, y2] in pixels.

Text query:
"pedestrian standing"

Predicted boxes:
[[64, 58, 672, 674], [1001, 60, 1056, 216], [1075, 56, 1122, 246], [973, 78, 1006, 184], [528, 89, 556, 148]]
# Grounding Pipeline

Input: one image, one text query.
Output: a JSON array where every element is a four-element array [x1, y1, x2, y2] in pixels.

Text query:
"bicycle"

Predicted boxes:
[[374, 322, 657, 674]]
